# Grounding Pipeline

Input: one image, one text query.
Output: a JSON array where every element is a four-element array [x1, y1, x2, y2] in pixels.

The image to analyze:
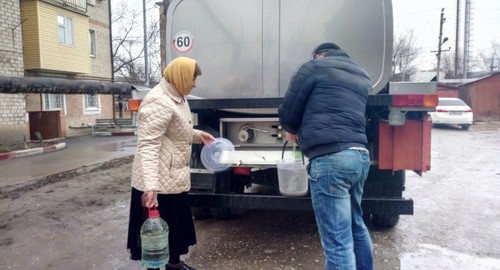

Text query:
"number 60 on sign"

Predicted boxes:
[[173, 31, 194, 54]]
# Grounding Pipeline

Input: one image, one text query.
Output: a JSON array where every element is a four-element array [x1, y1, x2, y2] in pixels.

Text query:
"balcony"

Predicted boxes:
[[56, 0, 87, 12], [21, 0, 91, 74]]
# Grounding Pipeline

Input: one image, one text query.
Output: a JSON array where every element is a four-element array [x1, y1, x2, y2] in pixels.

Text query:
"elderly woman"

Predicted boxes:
[[127, 57, 215, 270]]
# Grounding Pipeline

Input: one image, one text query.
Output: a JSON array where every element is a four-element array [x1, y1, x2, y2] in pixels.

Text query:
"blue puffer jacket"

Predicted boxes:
[[278, 49, 372, 160]]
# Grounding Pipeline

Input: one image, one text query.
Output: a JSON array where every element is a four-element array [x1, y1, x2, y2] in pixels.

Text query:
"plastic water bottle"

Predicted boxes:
[[292, 142, 302, 160], [141, 208, 169, 268]]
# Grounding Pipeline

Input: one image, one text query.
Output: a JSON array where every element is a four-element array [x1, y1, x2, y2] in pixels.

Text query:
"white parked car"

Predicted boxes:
[[428, 97, 473, 130]]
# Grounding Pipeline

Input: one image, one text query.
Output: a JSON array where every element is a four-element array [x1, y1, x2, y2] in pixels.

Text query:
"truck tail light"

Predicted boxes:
[[436, 108, 448, 112], [392, 94, 439, 108], [233, 167, 251, 176], [128, 99, 142, 111]]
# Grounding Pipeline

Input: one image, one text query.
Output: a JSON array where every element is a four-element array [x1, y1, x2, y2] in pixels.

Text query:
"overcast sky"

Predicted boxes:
[[393, 0, 500, 69], [121, 0, 500, 71]]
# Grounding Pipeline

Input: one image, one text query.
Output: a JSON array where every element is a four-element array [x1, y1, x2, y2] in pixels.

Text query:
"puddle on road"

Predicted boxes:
[[400, 244, 500, 270], [96, 140, 137, 152]]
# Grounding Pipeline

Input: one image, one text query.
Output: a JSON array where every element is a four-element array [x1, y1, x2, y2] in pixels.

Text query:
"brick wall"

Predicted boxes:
[[0, 0, 27, 148], [64, 94, 114, 137], [65, 0, 114, 137], [84, 0, 112, 81]]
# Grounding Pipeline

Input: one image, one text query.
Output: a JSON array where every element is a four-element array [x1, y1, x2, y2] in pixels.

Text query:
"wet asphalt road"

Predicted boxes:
[[0, 122, 499, 270], [187, 122, 500, 270]]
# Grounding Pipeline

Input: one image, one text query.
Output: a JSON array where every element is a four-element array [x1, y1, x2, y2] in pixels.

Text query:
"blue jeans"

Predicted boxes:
[[308, 149, 373, 270]]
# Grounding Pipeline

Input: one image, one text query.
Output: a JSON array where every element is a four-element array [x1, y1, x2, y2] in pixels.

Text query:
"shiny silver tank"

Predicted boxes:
[[166, 0, 393, 98]]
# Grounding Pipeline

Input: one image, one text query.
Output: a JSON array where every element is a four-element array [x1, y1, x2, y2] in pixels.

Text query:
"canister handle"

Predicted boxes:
[[281, 141, 305, 164]]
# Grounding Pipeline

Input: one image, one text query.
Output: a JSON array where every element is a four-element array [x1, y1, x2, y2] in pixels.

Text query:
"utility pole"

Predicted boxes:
[[161, 0, 172, 70], [454, 0, 460, 78], [143, 0, 150, 86], [463, 0, 471, 79], [435, 8, 449, 82]]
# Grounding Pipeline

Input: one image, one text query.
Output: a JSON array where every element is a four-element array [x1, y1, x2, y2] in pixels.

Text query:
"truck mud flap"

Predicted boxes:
[[361, 197, 414, 215], [189, 193, 414, 215]]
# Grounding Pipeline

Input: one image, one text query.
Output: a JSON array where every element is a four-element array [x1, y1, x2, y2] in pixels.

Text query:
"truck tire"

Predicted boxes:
[[461, 124, 471, 130], [371, 214, 400, 228], [191, 207, 213, 220]]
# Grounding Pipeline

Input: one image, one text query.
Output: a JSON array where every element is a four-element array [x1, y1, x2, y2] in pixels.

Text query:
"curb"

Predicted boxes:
[[93, 131, 137, 137], [0, 155, 134, 198], [0, 142, 66, 161]]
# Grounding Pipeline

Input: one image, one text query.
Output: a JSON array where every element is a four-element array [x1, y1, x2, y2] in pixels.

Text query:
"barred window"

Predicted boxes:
[[44, 94, 64, 110], [85, 94, 99, 108], [84, 94, 100, 114]]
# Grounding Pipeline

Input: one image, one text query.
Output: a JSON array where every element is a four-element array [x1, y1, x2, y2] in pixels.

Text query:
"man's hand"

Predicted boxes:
[[285, 132, 298, 143]]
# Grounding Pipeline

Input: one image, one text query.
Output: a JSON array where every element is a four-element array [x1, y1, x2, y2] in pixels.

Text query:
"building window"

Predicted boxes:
[[44, 94, 64, 110], [89, 30, 96, 57], [84, 94, 100, 114], [58, 15, 73, 45]]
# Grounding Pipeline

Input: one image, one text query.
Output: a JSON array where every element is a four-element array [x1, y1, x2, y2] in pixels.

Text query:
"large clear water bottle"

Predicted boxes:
[[141, 208, 169, 268]]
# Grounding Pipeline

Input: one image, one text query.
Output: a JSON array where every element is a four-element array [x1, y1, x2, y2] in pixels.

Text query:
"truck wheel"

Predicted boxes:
[[211, 208, 236, 220], [371, 214, 400, 228], [191, 207, 213, 220], [461, 124, 471, 130]]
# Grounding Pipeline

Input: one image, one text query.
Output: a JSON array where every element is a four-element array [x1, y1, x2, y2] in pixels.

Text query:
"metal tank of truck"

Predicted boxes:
[[132, 0, 438, 227]]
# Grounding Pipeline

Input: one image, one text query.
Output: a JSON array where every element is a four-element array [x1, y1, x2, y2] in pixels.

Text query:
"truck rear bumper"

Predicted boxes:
[[188, 193, 414, 215]]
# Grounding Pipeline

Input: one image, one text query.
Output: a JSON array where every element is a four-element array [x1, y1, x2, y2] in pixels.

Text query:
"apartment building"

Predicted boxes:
[[19, 0, 114, 138]]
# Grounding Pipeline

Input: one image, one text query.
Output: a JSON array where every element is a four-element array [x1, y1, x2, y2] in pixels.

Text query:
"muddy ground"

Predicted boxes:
[[0, 122, 499, 270]]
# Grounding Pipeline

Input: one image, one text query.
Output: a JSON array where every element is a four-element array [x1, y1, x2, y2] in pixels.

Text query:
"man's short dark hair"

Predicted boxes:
[[313, 42, 341, 55]]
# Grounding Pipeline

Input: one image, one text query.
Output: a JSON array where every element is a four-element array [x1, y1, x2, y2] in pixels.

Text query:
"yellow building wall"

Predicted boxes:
[[20, 0, 41, 69], [21, 0, 91, 74]]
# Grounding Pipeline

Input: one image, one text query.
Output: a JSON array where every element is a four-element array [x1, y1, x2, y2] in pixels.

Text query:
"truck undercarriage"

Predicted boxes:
[[186, 94, 433, 228]]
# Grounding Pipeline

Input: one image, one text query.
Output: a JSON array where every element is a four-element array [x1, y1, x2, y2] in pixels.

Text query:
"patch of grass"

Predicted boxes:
[[0, 143, 26, 154]]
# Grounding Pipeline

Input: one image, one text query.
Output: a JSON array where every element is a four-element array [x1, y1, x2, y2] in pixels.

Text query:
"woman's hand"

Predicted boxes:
[[200, 131, 216, 145], [142, 191, 159, 208]]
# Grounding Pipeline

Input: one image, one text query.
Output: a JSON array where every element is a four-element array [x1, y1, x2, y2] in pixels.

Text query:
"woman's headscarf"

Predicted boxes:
[[163, 57, 201, 96]]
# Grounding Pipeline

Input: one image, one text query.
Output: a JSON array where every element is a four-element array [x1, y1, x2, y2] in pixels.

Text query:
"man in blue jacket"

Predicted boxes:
[[278, 42, 373, 270]]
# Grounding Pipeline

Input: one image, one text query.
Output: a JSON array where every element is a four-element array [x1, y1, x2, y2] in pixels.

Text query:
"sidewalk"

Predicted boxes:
[[0, 135, 137, 197]]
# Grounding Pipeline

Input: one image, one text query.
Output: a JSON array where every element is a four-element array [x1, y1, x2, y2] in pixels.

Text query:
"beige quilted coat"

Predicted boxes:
[[131, 78, 202, 194]]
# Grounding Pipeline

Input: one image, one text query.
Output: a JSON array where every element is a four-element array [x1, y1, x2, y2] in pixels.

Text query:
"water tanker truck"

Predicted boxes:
[[130, 0, 438, 227]]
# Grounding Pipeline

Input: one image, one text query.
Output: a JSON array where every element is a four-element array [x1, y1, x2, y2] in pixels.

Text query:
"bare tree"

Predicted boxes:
[[391, 29, 422, 81], [441, 50, 463, 79], [146, 19, 162, 84], [112, 1, 161, 84], [476, 40, 500, 74]]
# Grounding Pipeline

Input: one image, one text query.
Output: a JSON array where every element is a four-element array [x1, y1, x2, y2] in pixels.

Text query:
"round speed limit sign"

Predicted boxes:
[[172, 31, 194, 53]]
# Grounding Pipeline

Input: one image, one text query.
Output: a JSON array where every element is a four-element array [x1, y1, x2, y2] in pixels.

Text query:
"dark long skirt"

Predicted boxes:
[[127, 188, 196, 261]]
